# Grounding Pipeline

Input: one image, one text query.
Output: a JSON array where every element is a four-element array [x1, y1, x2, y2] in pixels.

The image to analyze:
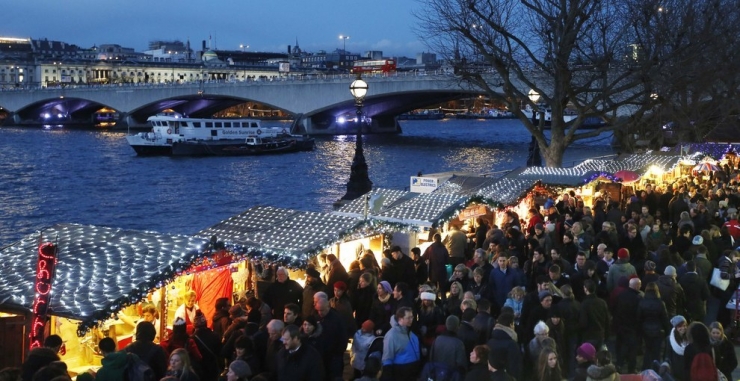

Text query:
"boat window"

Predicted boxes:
[[215, 122, 222, 128], [205, 122, 213, 128], [224, 122, 231, 128], [251, 122, 258, 127], [193, 122, 201, 128], [180, 122, 188, 127]]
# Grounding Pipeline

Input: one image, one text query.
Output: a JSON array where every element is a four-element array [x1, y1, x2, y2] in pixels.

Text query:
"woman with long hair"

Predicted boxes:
[[444, 281, 464, 317], [585, 350, 618, 381], [536, 347, 563, 381], [165, 348, 200, 381], [162, 318, 203, 365], [352, 272, 376, 327], [683, 321, 713, 376], [709, 322, 738, 381], [665, 316, 689, 381]]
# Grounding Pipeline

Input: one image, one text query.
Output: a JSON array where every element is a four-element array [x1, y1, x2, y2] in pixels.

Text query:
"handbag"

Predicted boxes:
[[710, 268, 730, 291]]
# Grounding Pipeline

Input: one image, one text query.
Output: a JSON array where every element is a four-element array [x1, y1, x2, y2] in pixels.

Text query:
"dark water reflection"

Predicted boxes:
[[0, 119, 613, 245]]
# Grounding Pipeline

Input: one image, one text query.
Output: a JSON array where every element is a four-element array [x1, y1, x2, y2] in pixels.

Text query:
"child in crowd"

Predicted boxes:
[[351, 320, 377, 379]]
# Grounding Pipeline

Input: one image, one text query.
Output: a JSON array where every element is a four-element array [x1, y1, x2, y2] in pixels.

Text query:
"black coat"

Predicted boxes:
[[636, 295, 670, 338], [192, 327, 223, 381], [263, 279, 303, 318], [464, 363, 490, 381], [656, 275, 686, 317], [471, 311, 495, 344], [352, 284, 376, 327], [21, 347, 60, 381], [317, 308, 349, 356], [677, 272, 709, 322], [276, 343, 325, 381], [124, 340, 169, 381], [486, 328, 522, 381], [578, 294, 611, 343], [612, 287, 642, 334]]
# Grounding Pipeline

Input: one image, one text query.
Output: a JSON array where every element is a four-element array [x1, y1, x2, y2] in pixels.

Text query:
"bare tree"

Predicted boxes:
[[415, 0, 740, 166]]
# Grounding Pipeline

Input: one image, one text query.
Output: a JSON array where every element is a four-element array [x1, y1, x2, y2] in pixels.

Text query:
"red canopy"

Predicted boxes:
[[614, 170, 640, 183]]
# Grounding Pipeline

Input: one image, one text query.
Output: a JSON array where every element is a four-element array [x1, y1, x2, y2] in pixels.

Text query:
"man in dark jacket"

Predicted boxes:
[[578, 279, 610, 350], [423, 234, 450, 296], [324, 254, 349, 298], [263, 267, 303, 319], [677, 260, 709, 323], [656, 265, 686, 317], [125, 321, 169, 381], [389, 246, 417, 290], [457, 308, 479, 355], [472, 299, 495, 344], [612, 277, 642, 374], [315, 297, 348, 381], [21, 334, 62, 381], [276, 324, 324, 381], [486, 312, 522, 381]]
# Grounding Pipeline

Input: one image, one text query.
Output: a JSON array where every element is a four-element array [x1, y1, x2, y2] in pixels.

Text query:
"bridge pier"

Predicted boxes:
[[2, 112, 22, 126], [115, 113, 150, 131]]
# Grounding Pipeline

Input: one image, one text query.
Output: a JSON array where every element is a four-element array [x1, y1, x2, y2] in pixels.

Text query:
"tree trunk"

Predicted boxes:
[[540, 138, 566, 167]]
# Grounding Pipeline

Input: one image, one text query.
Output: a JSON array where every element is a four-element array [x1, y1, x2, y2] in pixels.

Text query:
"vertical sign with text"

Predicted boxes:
[[30, 242, 57, 349]]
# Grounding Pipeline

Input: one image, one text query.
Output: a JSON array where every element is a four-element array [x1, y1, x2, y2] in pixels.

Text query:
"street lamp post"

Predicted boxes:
[[341, 74, 372, 201], [339, 35, 349, 52]]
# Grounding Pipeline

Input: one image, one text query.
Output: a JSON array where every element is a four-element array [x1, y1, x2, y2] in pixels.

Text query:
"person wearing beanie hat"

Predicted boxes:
[[664, 265, 677, 277], [657, 265, 684, 318], [302, 266, 327, 319], [378, 280, 393, 295], [351, 319, 377, 377], [333, 281, 347, 291], [425, 314, 467, 374], [617, 248, 629, 260], [193, 310, 208, 328], [535, 222, 544, 231], [691, 235, 704, 246], [644, 260, 656, 272], [227, 359, 252, 380], [574, 342, 596, 380], [606, 248, 636, 292], [670, 315, 686, 327], [665, 315, 688, 377], [577, 342, 596, 362]]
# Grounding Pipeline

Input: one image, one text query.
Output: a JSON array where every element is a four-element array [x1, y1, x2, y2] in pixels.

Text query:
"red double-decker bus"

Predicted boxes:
[[351, 59, 397, 74]]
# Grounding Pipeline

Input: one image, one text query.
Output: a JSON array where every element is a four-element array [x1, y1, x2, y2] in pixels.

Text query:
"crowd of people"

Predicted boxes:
[[8, 171, 740, 381]]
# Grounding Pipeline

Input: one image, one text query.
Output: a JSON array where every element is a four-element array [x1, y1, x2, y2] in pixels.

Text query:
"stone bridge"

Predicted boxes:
[[0, 73, 496, 134]]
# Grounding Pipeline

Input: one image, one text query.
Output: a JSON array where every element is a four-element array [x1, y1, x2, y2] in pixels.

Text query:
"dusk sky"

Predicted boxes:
[[1, 0, 428, 57]]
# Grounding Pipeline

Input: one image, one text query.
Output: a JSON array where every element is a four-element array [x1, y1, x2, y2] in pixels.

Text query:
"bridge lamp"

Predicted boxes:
[[339, 35, 350, 52]]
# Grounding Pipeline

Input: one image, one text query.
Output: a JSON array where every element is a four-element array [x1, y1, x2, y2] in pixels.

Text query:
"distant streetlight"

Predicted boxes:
[[342, 74, 372, 200], [240, 44, 249, 51], [339, 35, 350, 52]]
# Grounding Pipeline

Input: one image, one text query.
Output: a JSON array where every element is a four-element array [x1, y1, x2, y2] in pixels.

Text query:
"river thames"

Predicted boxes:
[[0, 119, 613, 246]]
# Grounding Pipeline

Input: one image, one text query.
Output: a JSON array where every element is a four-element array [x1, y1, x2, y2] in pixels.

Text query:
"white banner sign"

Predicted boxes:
[[410, 176, 438, 193]]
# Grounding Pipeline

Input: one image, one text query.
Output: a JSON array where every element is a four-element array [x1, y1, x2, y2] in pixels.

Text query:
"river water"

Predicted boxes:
[[0, 119, 613, 246]]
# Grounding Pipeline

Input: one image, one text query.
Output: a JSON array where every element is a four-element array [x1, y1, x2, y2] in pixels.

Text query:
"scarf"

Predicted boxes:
[[378, 293, 391, 303], [493, 324, 518, 342], [669, 328, 687, 356], [710, 335, 724, 346]]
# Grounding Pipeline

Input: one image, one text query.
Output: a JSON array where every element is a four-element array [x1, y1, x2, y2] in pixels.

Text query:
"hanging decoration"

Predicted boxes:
[[30, 241, 58, 349]]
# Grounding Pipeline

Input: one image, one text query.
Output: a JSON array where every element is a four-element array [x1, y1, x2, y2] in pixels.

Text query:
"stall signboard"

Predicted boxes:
[[30, 242, 58, 349], [459, 205, 488, 221], [410, 176, 438, 193]]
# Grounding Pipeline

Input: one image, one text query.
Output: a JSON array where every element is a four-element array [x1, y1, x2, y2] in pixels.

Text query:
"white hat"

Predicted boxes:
[[420, 292, 436, 301]]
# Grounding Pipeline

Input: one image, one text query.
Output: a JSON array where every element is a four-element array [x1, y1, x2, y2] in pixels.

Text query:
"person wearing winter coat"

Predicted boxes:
[[351, 320, 378, 379], [677, 260, 709, 323], [636, 282, 670, 371], [606, 249, 636, 292], [656, 265, 686, 317], [94, 338, 128, 381], [20, 335, 62, 381], [664, 315, 689, 381], [485, 312, 522, 381], [428, 316, 468, 374], [709, 322, 738, 381]]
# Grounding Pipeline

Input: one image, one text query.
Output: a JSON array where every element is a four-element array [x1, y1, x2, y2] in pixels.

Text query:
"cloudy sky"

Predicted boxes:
[[1, 0, 428, 57]]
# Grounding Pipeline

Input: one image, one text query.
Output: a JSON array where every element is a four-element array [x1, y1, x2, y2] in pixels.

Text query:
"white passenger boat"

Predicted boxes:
[[126, 112, 290, 155]]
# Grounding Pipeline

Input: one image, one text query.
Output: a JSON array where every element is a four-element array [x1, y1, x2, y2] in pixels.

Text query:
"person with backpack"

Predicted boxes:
[[94, 337, 128, 381], [685, 322, 722, 381], [125, 321, 168, 380]]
